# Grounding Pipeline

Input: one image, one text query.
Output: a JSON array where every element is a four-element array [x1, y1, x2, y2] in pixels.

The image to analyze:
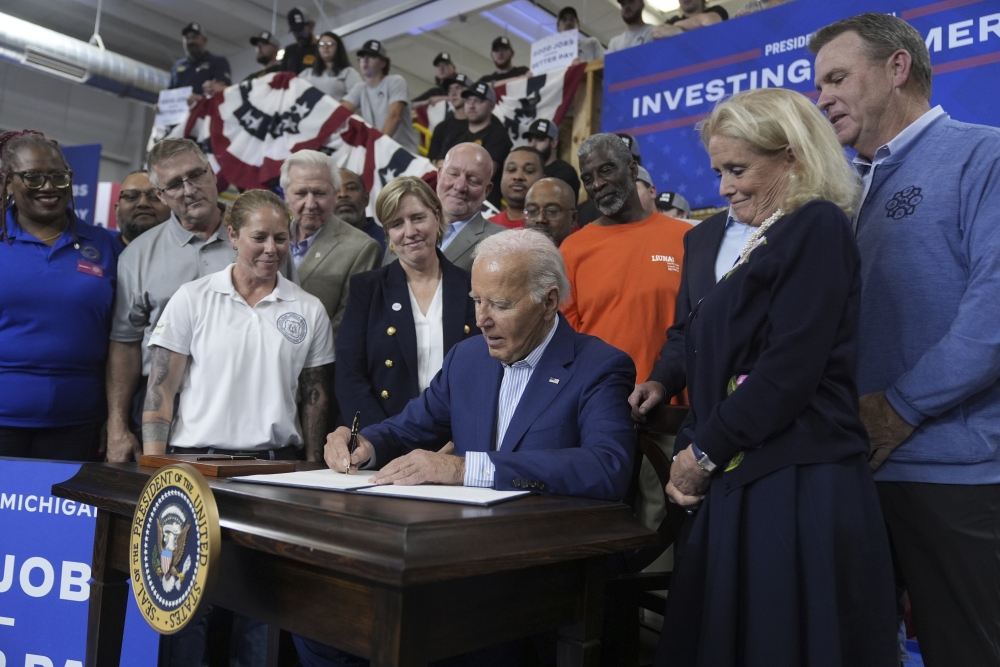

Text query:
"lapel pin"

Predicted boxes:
[[314, 251, 321, 258], [549, 377, 559, 384], [392, 302, 402, 311]]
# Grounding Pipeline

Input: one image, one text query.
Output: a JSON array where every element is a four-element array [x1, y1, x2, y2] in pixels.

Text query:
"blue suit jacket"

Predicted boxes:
[[335, 251, 477, 428], [362, 316, 638, 501]]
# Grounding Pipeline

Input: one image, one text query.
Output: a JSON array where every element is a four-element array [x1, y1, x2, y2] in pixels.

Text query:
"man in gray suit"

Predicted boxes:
[[437, 143, 505, 271], [281, 150, 381, 342]]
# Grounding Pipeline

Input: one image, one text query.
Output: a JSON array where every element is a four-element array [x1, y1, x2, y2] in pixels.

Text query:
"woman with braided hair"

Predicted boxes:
[[0, 129, 120, 460]]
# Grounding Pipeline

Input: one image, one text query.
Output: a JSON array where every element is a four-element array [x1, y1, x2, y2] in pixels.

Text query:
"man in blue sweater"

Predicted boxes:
[[813, 13, 1000, 667]]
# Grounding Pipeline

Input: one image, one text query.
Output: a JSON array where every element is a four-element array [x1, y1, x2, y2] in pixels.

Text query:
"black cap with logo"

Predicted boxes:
[[357, 39, 388, 58], [181, 23, 202, 37], [433, 52, 453, 66], [462, 82, 497, 103], [656, 191, 692, 216], [287, 8, 311, 32], [525, 118, 559, 140], [250, 31, 279, 47], [442, 73, 471, 89], [492, 36, 513, 51]]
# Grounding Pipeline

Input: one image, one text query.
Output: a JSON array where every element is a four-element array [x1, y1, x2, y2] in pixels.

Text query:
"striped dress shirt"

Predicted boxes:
[[464, 316, 560, 488]]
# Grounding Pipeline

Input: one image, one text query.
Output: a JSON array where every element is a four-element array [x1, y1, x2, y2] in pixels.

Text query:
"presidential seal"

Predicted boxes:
[[130, 464, 220, 634], [276, 312, 307, 344]]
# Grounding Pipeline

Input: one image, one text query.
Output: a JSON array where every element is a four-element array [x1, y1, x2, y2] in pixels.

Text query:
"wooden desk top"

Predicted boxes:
[[53, 463, 655, 587]]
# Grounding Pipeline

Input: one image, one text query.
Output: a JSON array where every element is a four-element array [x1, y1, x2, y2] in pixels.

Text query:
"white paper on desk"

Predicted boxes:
[[230, 469, 379, 491], [356, 484, 530, 506], [154, 87, 192, 127]]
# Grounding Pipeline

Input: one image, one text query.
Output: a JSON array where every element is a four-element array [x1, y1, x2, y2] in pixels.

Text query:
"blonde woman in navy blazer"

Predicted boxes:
[[335, 176, 477, 428]]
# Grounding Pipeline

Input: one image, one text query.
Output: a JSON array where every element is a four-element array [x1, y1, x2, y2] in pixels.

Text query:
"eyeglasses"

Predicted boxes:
[[524, 206, 569, 220], [158, 167, 212, 196], [11, 170, 73, 189], [119, 189, 162, 204], [317, 41, 336, 47]]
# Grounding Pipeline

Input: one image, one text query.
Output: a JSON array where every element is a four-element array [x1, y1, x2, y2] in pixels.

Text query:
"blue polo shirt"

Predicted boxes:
[[169, 51, 232, 90], [0, 208, 120, 427]]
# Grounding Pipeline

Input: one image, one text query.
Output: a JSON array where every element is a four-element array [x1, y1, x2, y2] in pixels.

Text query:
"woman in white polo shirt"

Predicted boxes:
[[142, 189, 334, 462]]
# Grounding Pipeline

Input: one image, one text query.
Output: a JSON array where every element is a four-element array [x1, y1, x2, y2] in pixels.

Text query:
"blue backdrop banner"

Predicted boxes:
[[61, 144, 102, 226], [0, 459, 159, 667], [602, 0, 1000, 208]]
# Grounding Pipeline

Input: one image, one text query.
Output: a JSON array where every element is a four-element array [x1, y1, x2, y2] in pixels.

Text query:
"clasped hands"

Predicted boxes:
[[859, 391, 915, 471], [665, 445, 711, 508], [323, 427, 465, 485]]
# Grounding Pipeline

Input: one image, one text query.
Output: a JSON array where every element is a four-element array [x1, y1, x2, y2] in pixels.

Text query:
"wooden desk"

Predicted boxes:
[[53, 463, 655, 667]]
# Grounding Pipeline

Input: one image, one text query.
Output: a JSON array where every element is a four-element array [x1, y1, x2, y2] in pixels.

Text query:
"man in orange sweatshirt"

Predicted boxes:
[[561, 132, 691, 539]]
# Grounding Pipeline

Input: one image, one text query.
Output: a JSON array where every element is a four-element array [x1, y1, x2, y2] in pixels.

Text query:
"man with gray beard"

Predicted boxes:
[[560, 133, 691, 540], [335, 168, 386, 255]]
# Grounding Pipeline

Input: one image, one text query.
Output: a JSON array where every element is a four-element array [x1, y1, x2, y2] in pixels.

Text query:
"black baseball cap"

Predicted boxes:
[[357, 39, 388, 58], [288, 8, 311, 31], [181, 23, 202, 37], [656, 191, 692, 216], [615, 132, 642, 161], [462, 82, 497, 103], [442, 73, 471, 89], [558, 7, 579, 22], [250, 31, 279, 47], [433, 52, 453, 66], [525, 118, 558, 140], [492, 36, 513, 51]]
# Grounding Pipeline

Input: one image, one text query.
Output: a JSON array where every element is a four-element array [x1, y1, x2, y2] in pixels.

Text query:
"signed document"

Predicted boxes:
[[356, 484, 530, 506]]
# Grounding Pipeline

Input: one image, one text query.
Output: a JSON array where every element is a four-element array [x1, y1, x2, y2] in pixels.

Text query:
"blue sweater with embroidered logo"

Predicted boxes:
[[855, 113, 1000, 484]]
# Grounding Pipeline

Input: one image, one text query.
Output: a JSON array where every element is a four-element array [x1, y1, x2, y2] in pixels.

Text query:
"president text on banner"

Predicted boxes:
[[602, 0, 1000, 208]]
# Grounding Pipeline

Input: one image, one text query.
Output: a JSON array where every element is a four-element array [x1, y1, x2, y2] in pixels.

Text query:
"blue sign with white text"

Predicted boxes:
[[61, 144, 102, 225], [0, 460, 158, 667], [602, 0, 1000, 208]]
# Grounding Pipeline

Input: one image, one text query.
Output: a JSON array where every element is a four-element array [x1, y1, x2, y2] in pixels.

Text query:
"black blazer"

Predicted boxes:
[[335, 250, 478, 428], [648, 210, 728, 397]]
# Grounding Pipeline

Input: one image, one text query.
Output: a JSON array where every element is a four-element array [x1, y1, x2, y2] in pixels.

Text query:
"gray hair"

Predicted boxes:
[[809, 13, 932, 100], [279, 149, 341, 192], [472, 229, 571, 306], [147, 139, 210, 187], [578, 133, 635, 173]]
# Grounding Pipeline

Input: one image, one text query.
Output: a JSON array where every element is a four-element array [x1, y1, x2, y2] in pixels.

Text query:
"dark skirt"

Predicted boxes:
[[655, 454, 897, 667]]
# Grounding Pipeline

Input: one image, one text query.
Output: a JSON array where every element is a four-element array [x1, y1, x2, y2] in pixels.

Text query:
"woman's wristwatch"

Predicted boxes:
[[691, 443, 717, 474]]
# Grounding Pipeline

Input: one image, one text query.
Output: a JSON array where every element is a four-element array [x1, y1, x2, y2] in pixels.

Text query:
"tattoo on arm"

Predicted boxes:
[[299, 365, 330, 459], [145, 346, 173, 412], [142, 422, 171, 443]]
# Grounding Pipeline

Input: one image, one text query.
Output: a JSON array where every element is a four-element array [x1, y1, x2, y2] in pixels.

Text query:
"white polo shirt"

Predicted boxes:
[[149, 266, 335, 451]]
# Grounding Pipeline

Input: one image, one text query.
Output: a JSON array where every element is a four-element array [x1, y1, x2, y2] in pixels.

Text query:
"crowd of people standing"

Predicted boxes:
[[2, 7, 998, 667]]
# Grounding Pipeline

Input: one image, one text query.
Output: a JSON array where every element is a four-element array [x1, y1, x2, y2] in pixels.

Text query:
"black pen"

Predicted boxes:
[[346, 411, 361, 474]]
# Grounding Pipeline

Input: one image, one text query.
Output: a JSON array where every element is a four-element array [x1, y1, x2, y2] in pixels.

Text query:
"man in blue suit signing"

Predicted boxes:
[[325, 228, 637, 502]]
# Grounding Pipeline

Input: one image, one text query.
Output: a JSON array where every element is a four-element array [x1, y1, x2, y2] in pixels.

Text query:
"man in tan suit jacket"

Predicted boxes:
[[281, 151, 381, 341]]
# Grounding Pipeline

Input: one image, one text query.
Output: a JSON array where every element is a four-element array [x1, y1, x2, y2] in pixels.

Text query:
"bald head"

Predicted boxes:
[[524, 178, 577, 247], [437, 143, 495, 223]]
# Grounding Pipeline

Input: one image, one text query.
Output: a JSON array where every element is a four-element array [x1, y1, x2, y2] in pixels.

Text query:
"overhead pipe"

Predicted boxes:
[[0, 12, 169, 104]]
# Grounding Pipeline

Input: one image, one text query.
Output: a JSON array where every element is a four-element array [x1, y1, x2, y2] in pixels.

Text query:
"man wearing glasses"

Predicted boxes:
[[106, 139, 294, 465], [113, 170, 170, 248], [523, 177, 578, 247]]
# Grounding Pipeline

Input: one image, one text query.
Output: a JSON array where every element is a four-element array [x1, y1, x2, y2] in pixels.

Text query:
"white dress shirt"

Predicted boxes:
[[407, 280, 444, 393]]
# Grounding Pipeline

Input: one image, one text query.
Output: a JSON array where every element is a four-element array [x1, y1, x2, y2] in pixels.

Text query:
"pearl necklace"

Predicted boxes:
[[736, 208, 783, 265]]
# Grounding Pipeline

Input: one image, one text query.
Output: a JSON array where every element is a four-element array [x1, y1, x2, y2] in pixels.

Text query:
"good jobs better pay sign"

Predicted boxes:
[[602, 0, 1000, 209]]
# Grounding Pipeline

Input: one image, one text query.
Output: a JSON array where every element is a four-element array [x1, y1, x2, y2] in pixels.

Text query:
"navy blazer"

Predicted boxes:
[[362, 316, 638, 501], [648, 211, 728, 397], [335, 250, 477, 428]]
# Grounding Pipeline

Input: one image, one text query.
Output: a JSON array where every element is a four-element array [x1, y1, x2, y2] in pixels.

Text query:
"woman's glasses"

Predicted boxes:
[[11, 170, 73, 189]]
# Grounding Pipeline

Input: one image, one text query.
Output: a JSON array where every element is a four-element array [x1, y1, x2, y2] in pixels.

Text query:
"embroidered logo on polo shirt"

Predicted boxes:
[[80, 245, 101, 261], [885, 186, 923, 220], [276, 313, 307, 344]]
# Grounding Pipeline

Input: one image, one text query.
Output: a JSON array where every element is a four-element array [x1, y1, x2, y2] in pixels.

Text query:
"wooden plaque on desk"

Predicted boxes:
[[139, 454, 296, 477]]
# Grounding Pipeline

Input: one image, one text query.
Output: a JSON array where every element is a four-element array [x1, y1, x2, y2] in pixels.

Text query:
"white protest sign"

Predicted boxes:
[[154, 86, 192, 127], [530, 30, 578, 75]]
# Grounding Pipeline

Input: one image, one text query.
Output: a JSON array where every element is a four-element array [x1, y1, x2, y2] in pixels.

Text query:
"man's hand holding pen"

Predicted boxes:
[[324, 427, 374, 474]]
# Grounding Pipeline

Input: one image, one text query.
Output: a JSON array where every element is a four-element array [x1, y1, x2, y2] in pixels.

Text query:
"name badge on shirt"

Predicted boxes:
[[77, 259, 104, 277]]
